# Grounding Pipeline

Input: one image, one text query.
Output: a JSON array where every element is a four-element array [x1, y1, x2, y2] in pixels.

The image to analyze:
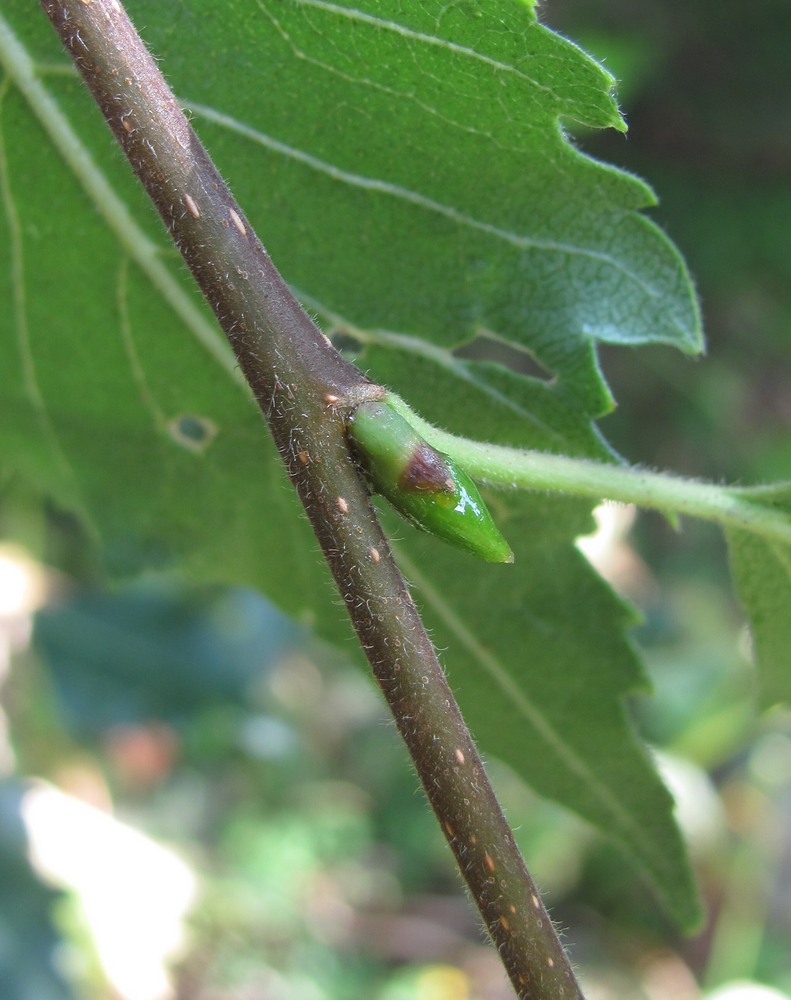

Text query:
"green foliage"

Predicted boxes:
[[726, 485, 791, 708], [34, 583, 299, 733], [0, 0, 711, 930], [8, 575, 790, 998]]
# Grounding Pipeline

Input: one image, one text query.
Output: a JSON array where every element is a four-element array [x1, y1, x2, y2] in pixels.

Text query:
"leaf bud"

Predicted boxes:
[[348, 401, 513, 563]]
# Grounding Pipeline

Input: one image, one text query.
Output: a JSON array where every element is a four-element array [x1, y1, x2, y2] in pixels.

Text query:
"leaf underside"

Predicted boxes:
[[0, 0, 702, 927]]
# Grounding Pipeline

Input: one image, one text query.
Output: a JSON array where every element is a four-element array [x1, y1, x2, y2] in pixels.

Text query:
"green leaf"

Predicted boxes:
[[0, 0, 701, 927], [178, 0, 700, 424], [726, 484, 791, 707]]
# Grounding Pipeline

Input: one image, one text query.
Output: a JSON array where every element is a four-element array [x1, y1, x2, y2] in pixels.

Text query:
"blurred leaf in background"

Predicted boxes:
[[0, 781, 76, 1000], [34, 584, 300, 736]]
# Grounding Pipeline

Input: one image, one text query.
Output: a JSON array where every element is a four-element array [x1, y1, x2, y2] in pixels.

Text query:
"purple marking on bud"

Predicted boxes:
[[399, 443, 455, 493]]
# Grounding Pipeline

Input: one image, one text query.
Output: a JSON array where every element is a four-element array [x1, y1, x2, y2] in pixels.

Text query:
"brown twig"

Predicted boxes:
[[36, 3, 585, 996]]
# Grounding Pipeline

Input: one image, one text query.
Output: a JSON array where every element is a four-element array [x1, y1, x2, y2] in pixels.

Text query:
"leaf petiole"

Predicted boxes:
[[387, 395, 791, 547]]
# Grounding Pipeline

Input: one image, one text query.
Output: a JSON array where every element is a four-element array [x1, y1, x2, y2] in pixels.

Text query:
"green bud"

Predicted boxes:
[[348, 401, 513, 564]]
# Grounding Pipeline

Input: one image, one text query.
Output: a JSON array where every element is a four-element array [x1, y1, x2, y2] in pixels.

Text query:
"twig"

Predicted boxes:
[[35, 3, 585, 996]]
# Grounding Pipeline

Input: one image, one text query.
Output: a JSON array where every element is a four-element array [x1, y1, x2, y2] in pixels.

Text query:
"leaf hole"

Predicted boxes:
[[327, 329, 365, 357], [453, 334, 554, 382], [167, 414, 218, 452]]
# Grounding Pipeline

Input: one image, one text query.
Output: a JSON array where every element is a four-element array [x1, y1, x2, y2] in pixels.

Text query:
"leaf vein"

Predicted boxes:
[[254, 0, 531, 152], [0, 14, 242, 390], [189, 101, 655, 295], [116, 258, 168, 433], [0, 78, 74, 479], [276, 0, 559, 97]]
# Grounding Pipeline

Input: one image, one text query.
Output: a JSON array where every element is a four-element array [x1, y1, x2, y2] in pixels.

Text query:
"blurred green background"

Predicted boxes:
[[2, 2, 791, 999]]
